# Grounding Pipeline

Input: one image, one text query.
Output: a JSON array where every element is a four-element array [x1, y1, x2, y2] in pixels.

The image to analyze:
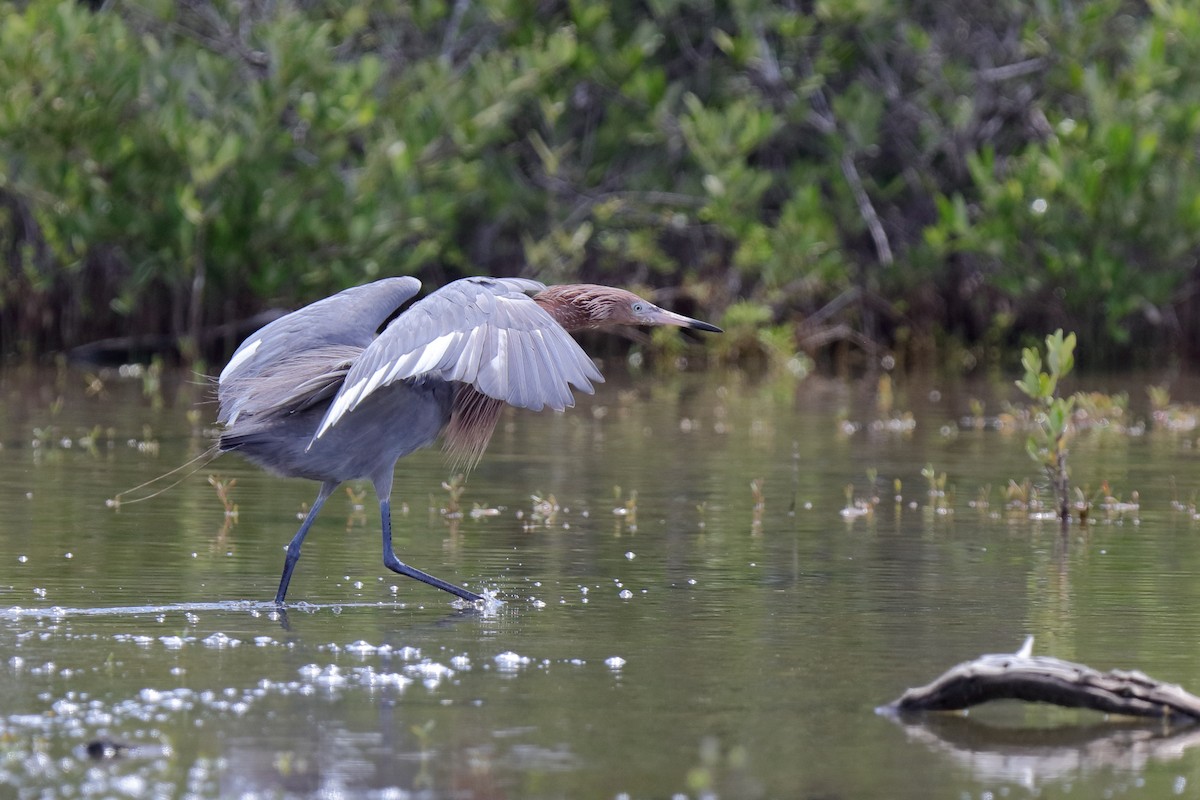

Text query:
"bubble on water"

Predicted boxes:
[[407, 660, 454, 689], [396, 646, 421, 661], [310, 665, 346, 687], [355, 666, 412, 689], [17, 555, 28, 564], [346, 640, 378, 656], [624, 551, 635, 560], [531, 599, 547, 608], [159, 636, 187, 650], [1175, 776, 1187, 795], [450, 655, 471, 669], [618, 589, 633, 600], [202, 633, 240, 649], [687, 578, 697, 585], [494, 651, 531, 671], [113, 775, 147, 795], [605, 656, 626, 670], [254, 636, 274, 647]]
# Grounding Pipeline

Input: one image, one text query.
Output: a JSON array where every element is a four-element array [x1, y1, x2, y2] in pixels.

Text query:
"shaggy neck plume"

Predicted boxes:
[[533, 285, 613, 332]]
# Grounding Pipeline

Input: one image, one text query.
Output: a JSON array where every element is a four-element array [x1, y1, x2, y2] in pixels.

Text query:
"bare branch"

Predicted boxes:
[[881, 640, 1200, 722]]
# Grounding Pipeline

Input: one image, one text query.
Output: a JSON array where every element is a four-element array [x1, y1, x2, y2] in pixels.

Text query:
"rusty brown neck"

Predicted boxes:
[[533, 284, 612, 332]]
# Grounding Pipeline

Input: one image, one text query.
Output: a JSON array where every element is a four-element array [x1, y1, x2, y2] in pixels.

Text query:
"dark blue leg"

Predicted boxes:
[[380, 498, 483, 603], [275, 481, 337, 605]]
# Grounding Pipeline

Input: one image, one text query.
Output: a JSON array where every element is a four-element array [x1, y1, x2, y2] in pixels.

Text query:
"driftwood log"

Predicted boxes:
[[880, 638, 1200, 722]]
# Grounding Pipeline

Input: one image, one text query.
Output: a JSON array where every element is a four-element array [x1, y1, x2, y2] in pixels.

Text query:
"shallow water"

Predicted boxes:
[[4, 364, 1200, 798]]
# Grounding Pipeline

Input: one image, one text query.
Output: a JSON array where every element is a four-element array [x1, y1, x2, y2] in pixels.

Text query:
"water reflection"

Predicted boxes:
[[6, 365, 1200, 797], [885, 712, 1200, 790]]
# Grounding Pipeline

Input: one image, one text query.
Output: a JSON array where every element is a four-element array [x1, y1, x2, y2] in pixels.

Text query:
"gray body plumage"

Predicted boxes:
[[217, 276, 601, 484], [215, 274, 718, 605], [216, 276, 604, 605]]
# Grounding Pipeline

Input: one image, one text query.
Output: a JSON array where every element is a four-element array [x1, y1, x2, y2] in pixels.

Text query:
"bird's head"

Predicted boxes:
[[536, 284, 723, 333]]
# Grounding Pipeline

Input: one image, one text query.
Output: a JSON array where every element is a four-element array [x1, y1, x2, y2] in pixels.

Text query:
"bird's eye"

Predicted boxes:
[[632, 302, 646, 314]]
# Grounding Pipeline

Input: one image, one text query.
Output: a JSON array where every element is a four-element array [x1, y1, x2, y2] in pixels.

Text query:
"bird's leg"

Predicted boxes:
[[379, 498, 484, 603], [275, 480, 338, 605]]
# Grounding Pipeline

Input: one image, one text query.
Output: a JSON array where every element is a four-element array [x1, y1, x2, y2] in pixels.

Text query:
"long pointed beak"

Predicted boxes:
[[646, 306, 723, 333]]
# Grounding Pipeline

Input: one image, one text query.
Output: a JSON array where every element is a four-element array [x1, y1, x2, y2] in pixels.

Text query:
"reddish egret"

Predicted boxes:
[[217, 276, 721, 605]]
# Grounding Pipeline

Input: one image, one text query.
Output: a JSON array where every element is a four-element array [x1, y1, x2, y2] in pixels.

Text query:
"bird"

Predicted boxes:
[[216, 276, 722, 605]]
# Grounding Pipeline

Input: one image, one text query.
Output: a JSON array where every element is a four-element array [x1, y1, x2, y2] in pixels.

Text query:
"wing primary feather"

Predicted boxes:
[[489, 328, 510, 400], [527, 329, 568, 411], [511, 329, 538, 410]]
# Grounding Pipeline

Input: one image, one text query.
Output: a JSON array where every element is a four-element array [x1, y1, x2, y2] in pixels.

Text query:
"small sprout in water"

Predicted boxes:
[[440, 473, 466, 518], [343, 486, 368, 530], [969, 484, 992, 510], [612, 488, 638, 530], [750, 480, 765, 533], [876, 374, 894, 415], [84, 373, 106, 398], [1016, 329, 1077, 524], [530, 493, 559, 526], [840, 483, 874, 520], [410, 720, 436, 756], [208, 475, 239, 519], [1074, 486, 1091, 524], [750, 478, 765, 511], [345, 486, 366, 512], [921, 464, 945, 496]]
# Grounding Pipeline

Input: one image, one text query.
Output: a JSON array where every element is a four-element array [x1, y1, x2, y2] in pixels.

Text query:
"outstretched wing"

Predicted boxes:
[[218, 277, 422, 425], [313, 276, 604, 439]]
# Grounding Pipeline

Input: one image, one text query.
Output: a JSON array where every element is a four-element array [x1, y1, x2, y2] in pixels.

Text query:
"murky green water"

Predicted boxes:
[[4, 363, 1200, 799]]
